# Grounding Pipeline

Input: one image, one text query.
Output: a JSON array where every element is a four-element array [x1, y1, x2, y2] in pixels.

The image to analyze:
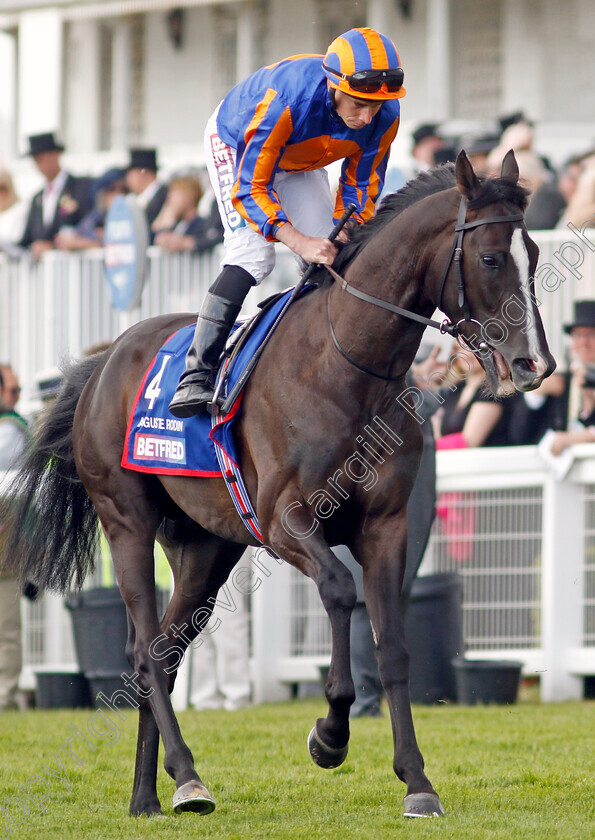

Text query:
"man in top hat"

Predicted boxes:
[[515, 300, 595, 453], [19, 131, 93, 260], [125, 148, 168, 237]]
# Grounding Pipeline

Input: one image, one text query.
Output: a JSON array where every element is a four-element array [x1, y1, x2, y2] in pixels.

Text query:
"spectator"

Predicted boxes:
[[125, 148, 168, 236], [189, 553, 251, 711], [436, 342, 517, 450], [0, 364, 21, 411], [516, 152, 566, 230], [0, 364, 28, 711], [460, 132, 500, 176], [410, 123, 445, 173], [557, 152, 595, 230], [55, 167, 128, 251], [18, 132, 93, 260], [153, 174, 223, 253], [557, 154, 586, 207], [497, 110, 527, 135], [169, 27, 405, 417], [486, 146, 566, 230], [0, 170, 27, 246], [535, 300, 595, 456]]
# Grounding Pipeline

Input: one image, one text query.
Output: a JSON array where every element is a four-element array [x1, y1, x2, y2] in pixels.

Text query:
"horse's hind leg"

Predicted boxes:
[[123, 613, 164, 817], [127, 513, 245, 816], [130, 707, 162, 815], [86, 481, 198, 816]]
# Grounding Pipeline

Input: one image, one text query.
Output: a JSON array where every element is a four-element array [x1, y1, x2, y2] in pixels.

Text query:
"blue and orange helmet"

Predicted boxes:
[[323, 27, 406, 102]]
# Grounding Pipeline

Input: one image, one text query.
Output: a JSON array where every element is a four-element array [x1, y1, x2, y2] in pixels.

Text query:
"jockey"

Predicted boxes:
[[169, 27, 406, 417]]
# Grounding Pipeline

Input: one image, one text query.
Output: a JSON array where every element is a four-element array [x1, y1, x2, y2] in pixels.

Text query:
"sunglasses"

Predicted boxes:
[[323, 64, 404, 94]]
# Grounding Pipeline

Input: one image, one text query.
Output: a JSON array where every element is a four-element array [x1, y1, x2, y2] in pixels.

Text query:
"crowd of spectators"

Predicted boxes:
[[390, 111, 595, 233], [0, 131, 223, 261]]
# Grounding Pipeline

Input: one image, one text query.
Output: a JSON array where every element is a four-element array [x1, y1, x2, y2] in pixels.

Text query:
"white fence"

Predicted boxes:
[[1, 231, 595, 706], [247, 444, 595, 704], [9, 442, 595, 706]]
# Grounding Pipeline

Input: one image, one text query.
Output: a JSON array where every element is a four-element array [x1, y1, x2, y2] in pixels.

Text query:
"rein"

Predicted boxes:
[[327, 195, 524, 376]]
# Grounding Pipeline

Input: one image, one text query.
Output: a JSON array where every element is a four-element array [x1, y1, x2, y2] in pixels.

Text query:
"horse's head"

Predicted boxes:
[[434, 149, 556, 396]]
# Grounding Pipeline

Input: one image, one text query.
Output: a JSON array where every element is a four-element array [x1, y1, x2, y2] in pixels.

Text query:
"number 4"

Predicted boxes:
[[145, 355, 172, 409]]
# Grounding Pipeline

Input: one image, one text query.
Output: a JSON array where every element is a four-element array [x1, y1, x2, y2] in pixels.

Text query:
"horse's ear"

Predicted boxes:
[[455, 150, 481, 200], [500, 149, 519, 185]]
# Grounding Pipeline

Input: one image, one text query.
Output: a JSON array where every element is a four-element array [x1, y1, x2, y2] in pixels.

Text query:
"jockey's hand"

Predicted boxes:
[[275, 224, 338, 265]]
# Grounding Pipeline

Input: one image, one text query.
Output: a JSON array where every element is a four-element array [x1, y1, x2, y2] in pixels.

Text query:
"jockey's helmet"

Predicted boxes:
[[322, 27, 406, 102]]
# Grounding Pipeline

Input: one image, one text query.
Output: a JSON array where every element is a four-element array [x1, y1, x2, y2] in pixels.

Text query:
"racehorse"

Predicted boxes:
[[0, 151, 555, 819]]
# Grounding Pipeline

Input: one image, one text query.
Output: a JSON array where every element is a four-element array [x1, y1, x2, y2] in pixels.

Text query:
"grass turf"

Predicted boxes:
[[0, 696, 593, 840]]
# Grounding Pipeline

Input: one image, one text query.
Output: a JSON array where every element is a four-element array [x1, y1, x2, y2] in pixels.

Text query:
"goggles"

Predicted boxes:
[[323, 64, 404, 94]]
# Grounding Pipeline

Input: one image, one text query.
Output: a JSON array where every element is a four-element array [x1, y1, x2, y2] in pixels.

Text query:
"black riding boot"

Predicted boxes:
[[168, 265, 255, 418]]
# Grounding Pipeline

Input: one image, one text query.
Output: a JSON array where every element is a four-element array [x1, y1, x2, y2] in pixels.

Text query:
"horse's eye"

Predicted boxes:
[[481, 254, 499, 268]]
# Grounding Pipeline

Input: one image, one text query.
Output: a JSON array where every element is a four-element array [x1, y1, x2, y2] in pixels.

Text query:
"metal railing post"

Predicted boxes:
[[540, 469, 584, 701]]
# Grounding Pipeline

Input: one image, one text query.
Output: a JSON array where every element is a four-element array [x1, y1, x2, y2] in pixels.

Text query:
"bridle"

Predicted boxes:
[[327, 195, 525, 379]]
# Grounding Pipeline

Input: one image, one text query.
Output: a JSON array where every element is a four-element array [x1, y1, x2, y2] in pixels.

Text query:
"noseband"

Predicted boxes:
[[327, 195, 524, 378]]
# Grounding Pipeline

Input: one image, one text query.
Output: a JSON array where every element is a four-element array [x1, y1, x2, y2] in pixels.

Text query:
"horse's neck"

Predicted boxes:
[[328, 219, 435, 379]]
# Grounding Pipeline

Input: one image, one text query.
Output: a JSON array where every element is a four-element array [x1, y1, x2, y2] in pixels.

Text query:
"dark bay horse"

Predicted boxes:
[[1, 151, 555, 819]]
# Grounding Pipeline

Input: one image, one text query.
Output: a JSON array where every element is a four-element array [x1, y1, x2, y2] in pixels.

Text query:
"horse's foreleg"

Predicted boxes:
[[357, 519, 444, 818], [309, 557, 357, 765], [269, 514, 356, 767]]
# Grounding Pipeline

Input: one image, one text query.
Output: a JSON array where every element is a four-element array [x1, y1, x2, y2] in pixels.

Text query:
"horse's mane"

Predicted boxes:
[[334, 163, 530, 273]]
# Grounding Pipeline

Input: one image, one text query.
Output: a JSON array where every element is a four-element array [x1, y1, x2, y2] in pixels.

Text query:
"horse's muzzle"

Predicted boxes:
[[510, 354, 556, 392]]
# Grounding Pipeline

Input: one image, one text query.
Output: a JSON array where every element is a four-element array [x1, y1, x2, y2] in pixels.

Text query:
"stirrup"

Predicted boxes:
[[168, 374, 214, 418]]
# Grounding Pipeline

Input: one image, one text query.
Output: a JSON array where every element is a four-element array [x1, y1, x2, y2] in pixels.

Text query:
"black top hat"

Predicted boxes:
[[563, 300, 595, 333], [25, 131, 65, 156], [464, 132, 500, 156], [412, 123, 440, 147], [498, 111, 533, 134], [127, 148, 158, 171]]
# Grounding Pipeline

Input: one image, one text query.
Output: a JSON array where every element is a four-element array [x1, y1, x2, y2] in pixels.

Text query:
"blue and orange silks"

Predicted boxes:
[[216, 55, 401, 241]]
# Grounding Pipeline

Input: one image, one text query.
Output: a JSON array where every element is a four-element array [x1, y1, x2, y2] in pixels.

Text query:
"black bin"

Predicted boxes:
[[404, 573, 464, 704], [65, 587, 129, 676], [453, 659, 523, 705], [35, 671, 92, 708]]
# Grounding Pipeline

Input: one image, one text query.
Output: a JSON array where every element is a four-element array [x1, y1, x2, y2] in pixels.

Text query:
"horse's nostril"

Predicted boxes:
[[512, 358, 536, 376]]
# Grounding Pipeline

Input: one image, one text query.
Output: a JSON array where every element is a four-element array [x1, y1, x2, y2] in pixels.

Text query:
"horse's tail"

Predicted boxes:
[[0, 354, 104, 594]]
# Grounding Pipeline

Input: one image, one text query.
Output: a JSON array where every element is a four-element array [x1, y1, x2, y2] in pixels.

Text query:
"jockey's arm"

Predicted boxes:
[[274, 222, 337, 265]]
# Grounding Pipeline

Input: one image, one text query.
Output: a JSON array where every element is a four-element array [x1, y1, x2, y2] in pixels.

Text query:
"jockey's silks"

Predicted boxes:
[[216, 55, 400, 240]]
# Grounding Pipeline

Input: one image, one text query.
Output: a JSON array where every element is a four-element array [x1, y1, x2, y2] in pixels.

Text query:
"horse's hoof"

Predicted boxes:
[[172, 781, 216, 815], [307, 726, 349, 769], [403, 792, 445, 818], [129, 802, 164, 817]]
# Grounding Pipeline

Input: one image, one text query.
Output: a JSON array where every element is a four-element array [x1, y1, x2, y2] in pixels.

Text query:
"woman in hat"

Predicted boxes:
[[169, 27, 405, 417], [513, 300, 595, 453], [55, 167, 128, 251]]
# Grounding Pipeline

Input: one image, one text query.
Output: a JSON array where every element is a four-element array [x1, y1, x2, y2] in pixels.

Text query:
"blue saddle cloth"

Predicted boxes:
[[122, 288, 297, 476]]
